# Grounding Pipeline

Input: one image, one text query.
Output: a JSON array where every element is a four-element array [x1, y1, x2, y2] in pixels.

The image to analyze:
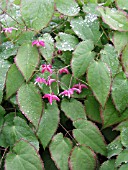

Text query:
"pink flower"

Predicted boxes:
[[43, 93, 60, 105], [59, 88, 81, 98], [73, 83, 88, 93], [60, 89, 74, 98], [35, 77, 47, 84], [59, 68, 69, 74], [46, 77, 56, 86], [2, 27, 18, 33], [32, 40, 45, 47], [41, 64, 52, 74]]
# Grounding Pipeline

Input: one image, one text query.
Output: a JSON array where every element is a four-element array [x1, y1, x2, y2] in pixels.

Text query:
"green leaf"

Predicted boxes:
[[55, 32, 79, 51], [114, 120, 128, 131], [71, 15, 101, 44], [107, 137, 123, 159], [49, 133, 72, 170], [0, 59, 11, 103], [112, 72, 128, 112], [100, 44, 119, 77], [15, 43, 39, 81], [6, 64, 24, 99], [37, 103, 59, 149], [116, 0, 128, 10], [72, 40, 95, 77], [101, 99, 128, 128], [39, 33, 54, 63], [5, 140, 44, 170], [120, 127, 128, 148], [21, 0, 54, 31], [87, 61, 111, 107], [0, 41, 18, 59], [61, 98, 86, 121], [119, 164, 128, 170], [55, 0, 80, 16], [116, 150, 128, 167], [0, 106, 5, 130], [100, 160, 117, 170], [112, 32, 128, 55], [2, 115, 39, 149], [84, 95, 102, 123], [83, 3, 100, 16], [97, 7, 128, 31], [0, 106, 5, 116], [121, 44, 128, 77], [17, 83, 43, 127], [73, 119, 107, 156], [16, 31, 35, 45], [69, 145, 97, 170]]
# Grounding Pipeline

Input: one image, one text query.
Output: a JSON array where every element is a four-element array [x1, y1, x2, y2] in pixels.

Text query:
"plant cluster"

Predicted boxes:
[[1, 0, 128, 169]]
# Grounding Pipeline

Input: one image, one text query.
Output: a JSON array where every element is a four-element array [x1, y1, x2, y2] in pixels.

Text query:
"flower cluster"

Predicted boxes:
[[34, 63, 88, 105]]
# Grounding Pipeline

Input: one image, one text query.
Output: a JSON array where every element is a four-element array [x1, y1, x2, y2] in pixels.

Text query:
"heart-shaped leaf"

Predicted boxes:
[[61, 98, 86, 121], [17, 83, 43, 128], [6, 64, 24, 99], [69, 145, 97, 170], [5, 140, 44, 170], [55, 0, 80, 16], [71, 15, 101, 44], [49, 133, 72, 170], [112, 72, 128, 112], [72, 40, 95, 78], [87, 60, 111, 107], [21, 0, 54, 31], [73, 119, 107, 156], [15, 43, 39, 81], [37, 103, 59, 149], [97, 7, 128, 31]]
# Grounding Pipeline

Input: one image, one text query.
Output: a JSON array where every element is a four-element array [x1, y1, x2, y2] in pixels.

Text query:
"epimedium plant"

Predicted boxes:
[[0, 0, 128, 169]]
